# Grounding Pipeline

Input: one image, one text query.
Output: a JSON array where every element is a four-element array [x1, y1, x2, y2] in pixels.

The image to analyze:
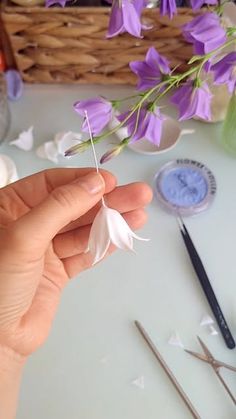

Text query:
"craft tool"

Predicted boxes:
[[185, 336, 236, 404], [135, 320, 201, 419], [177, 216, 235, 350]]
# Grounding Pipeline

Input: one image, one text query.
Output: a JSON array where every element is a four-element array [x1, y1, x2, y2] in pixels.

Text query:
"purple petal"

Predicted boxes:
[[211, 52, 236, 84], [133, 0, 147, 15], [118, 109, 148, 142], [160, 0, 177, 19], [4, 69, 23, 101], [146, 47, 170, 74], [144, 110, 165, 146], [171, 81, 212, 121], [46, 0, 67, 6], [183, 13, 226, 55], [129, 60, 160, 90], [122, 0, 142, 38], [74, 97, 112, 135], [107, 1, 124, 38]]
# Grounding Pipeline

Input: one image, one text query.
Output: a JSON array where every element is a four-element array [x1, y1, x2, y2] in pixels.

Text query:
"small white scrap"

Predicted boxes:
[[181, 129, 195, 136], [88, 204, 149, 265], [10, 126, 34, 151], [168, 331, 184, 349], [209, 325, 218, 336], [0, 154, 18, 188], [200, 314, 214, 327], [36, 141, 59, 164], [54, 131, 82, 156], [132, 376, 145, 389]]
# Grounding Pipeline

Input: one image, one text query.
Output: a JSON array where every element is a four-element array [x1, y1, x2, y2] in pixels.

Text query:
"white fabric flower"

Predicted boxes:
[[88, 204, 148, 265], [0, 154, 18, 188], [54, 131, 82, 156], [10, 126, 34, 151], [36, 141, 59, 164]]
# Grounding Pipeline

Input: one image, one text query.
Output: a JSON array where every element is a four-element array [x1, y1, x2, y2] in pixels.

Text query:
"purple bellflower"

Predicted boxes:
[[130, 47, 171, 91], [183, 13, 227, 55], [210, 52, 236, 93], [46, 0, 67, 6], [190, 0, 217, 10], [74, 97, 113, 136], [160, 0, 177, 20], [107, 0, 146, 38], [171, 81, 212, 121], [118, 107, 165, 145]]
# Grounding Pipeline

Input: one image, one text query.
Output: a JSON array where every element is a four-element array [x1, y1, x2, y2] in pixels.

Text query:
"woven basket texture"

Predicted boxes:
[[1, 2, 196, 84]]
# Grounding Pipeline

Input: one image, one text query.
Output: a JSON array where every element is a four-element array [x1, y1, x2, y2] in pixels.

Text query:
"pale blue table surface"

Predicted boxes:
[[1, 84, 236, 419]]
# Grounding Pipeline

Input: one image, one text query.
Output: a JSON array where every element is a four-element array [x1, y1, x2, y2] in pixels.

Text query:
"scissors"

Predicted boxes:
[[185, 336, 236, 405]]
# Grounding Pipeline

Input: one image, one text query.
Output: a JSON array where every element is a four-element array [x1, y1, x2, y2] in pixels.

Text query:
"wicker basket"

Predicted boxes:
[[1, 1, 195, 84]]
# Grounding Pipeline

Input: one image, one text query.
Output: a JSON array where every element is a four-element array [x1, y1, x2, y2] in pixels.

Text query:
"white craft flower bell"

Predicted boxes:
[[88, 204, 148, 265]]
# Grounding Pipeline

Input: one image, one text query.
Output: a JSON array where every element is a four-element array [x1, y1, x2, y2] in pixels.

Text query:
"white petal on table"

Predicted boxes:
[[0, 154, 18, 188], [36, 141, 59, 164], [208, 325, 218, 336], [54, 131, 82, 156], [10, 126, 34, 151], [132, 376, 145, 389], [168, 331, 184, 349], [181, 129, 195, 136], [200, 314, 214, 327]]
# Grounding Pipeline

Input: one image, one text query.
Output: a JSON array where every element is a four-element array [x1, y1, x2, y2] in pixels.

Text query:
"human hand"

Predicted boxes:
[[0, 168, 152, 357]]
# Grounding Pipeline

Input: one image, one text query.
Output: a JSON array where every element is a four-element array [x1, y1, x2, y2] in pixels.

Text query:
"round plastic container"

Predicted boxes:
[[154, 159, 217, 217]]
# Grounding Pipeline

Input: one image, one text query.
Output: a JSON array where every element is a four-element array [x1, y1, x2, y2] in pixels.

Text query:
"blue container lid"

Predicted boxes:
[[154, 159, 217, 216]]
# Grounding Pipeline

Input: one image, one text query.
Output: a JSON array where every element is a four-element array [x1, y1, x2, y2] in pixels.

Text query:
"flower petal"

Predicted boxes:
[[10, 126, 34, 151], [106, 207, 135, 250], [122, 0, 142, 38], [107, 1, 124, 38], [88, 206, 111, 264]]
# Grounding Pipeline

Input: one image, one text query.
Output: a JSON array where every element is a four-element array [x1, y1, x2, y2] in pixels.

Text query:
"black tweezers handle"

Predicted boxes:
[[180, 224, 235, 350]]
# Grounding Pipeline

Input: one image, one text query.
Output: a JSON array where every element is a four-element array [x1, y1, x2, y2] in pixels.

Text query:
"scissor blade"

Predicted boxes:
[[197, 336, 214, 360], [184, 349, 209, 363], [215, 360, 236, 372]]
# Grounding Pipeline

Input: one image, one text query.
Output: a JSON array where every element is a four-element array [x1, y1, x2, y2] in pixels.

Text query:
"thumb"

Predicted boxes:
[[11, 171, 105, 251]]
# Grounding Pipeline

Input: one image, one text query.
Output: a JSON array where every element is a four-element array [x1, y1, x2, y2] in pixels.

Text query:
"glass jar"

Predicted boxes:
[[0, 72, 10, 146]]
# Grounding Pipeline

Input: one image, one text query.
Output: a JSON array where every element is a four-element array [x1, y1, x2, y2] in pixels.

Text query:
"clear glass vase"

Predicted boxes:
[[0, 72, 10, 146], [220, 92, 236, 157]]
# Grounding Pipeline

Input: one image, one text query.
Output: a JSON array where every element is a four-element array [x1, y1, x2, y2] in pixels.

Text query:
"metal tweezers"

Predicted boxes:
[[185, 336, 236, 405]]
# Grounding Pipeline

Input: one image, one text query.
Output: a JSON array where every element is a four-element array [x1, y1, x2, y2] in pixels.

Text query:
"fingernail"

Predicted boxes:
[[74, 172, 105, 194]]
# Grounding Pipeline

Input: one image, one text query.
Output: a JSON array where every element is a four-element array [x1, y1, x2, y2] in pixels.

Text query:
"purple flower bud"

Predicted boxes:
[[74, 97, 113, 136], [64, 141, 89, 157], [107, 0, 146, 38], [118, 107, 165, 146], [171, 80, 212, 121], [160, 0, 177, 20], [183, 13, 227, 55], [210, 52, 236, 93], [130, 47, 171, 91], [100, 145, 124, 164]]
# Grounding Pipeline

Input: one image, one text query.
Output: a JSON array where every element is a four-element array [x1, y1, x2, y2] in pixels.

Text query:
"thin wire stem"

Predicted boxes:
[[84, 110, 105, 206]]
